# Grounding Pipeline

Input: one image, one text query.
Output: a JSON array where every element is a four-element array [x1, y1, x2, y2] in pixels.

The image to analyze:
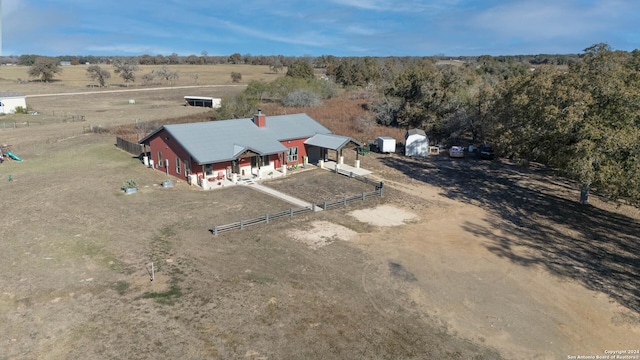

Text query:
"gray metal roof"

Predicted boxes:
[[304, 133, 361, 150], [406, 129, 427, 137], [140, 113, 334, 165], [260, 113, 331, 140]]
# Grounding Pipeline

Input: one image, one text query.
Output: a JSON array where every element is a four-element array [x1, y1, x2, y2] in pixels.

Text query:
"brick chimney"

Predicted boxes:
[[253, 109, 266, 127]]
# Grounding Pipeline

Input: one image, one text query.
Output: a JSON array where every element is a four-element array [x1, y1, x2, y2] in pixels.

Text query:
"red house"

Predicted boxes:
[[139, 111, 361, 189]]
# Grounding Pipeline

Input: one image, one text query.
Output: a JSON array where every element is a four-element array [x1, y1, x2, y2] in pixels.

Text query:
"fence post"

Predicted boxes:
[[323, 201, 327, 210], [343, 197, 347, 206], [312, 204, 315, 212], [362, 192, 365, 200], [290, 208, 294, 217], [240, 220, 244, 229], [379, 182, 384, 196], [266, 213, 269, 223], [213, 226, 218, 236]]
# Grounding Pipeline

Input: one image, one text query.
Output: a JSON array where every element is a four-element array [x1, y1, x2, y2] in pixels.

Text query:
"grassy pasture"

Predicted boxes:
[[0, 134, 498, 359], [0, 64, 282, 90]]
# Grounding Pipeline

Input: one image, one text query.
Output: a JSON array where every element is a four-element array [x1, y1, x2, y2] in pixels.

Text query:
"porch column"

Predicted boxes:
[[281, 151, 287, 176]]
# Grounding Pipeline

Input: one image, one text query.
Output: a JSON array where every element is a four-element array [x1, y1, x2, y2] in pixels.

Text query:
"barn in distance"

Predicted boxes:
[[184, 96, 221, 108]]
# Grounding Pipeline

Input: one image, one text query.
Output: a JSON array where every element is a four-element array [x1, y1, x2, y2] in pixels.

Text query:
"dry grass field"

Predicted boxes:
[[0, 64, 281, 90], [1, 66, 639, 359], [0, 134, 500, 359]]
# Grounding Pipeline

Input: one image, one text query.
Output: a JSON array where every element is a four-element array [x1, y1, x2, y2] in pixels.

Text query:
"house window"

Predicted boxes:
[[184, 159, 191, 174], [204, 164, 213, 176], [287, 147, 298, 163], [176, 158, 181, 174], [157, 151, 163, 167], [262, 155, 270, 166]]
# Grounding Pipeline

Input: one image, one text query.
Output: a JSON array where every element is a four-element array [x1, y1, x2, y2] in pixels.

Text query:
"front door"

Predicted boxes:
[[306, 146, 322, 164]]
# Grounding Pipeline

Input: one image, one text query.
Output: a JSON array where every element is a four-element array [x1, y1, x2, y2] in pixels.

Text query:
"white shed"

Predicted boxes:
[[0, 93, 27, 114], [404, 129, 429, 157], [376, 136, 396, 153]]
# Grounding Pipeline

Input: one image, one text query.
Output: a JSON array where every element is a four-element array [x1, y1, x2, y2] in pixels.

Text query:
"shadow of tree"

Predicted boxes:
[[380, 155, 640, 314]]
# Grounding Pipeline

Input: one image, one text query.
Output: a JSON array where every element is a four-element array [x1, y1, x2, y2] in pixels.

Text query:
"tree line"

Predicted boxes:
[[219, 44, 640, 206], [14, 44, 640, 205]]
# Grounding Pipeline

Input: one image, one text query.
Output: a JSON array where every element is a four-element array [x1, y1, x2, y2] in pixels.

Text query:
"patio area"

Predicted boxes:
[[321, 160, 372, 177]]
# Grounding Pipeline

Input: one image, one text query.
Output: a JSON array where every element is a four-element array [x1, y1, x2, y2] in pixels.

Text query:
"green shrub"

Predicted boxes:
[[121, 179, 138, 190]]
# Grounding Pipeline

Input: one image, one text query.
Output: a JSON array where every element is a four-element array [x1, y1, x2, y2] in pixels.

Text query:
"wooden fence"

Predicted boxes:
[[319, 186, 382, 210], [210, 206, 315, 235], [0, 114, 86, 131], [210, 183, 384, 235], [116, 136, 149, 156]]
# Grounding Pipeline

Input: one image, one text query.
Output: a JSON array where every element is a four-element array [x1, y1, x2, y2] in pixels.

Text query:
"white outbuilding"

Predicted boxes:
[[376, 136, 396, 154], [0, 93, 27, 114], [184, 96, 221, 109], [404, 129, 429, 157]]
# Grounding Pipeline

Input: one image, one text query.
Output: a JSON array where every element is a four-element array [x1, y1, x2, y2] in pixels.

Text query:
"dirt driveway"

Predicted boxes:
[[257, 154, 640, 358], [348, 152, 640, 358]]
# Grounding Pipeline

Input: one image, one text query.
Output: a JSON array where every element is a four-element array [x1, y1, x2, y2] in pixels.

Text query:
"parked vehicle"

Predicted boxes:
[[478, 145, 495, 160], [448, 146, 465, 158]]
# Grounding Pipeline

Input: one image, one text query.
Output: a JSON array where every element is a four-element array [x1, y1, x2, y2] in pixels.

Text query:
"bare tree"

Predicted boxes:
[[86, 65, 111, 87], [112, 59, 140, 86], [269, 57, 284, 73], [142, 72, 156, 85], [230, 72, 242, 83], [154, 65, 179, 85]]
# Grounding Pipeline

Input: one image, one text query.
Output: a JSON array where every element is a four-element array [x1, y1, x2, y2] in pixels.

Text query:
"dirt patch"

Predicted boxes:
[[349, 204, 417, 226], [288, 221, 358, 249]]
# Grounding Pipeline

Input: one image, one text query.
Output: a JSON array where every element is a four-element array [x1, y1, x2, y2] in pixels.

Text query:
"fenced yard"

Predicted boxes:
[[209, 178, 383, 235]]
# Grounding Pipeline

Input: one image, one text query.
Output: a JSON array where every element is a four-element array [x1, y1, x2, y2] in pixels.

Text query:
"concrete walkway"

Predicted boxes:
[[247, 182, 322, 211], [322, 161, 372, 176]]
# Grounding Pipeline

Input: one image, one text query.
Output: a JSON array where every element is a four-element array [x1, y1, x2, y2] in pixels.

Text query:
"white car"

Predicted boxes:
[[449, 146, 465, 158]]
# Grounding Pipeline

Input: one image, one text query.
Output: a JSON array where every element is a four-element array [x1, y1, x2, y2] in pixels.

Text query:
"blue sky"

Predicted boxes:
[[2, 0, 639, 57]]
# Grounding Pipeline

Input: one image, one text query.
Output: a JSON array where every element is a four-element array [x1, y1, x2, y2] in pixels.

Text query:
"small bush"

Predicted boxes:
[[121, 179, 138, 190], [14, 106, 27, 114], [112, 280, 130, 295], [230, 72, 242, 83], [282, 90, 322, 107]]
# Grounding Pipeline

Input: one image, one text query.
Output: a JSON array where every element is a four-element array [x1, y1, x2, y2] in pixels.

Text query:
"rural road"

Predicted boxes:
[[26, 84, 245, 98]]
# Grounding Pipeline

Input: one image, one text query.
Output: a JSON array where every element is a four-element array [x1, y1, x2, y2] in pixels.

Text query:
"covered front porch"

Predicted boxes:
[[193, 167, 288, 190], [190, 149, 291, 190]]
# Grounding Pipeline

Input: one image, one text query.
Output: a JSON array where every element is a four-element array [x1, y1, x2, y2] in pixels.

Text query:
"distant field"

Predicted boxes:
[[0, 64, 283, 91], [0, 63, 406, 148], [0, 64, 287, 145]]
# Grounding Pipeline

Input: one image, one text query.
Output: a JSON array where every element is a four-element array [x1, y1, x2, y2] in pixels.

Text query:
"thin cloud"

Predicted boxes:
[[1, 0, 639, 56], [329, 0, 453, 12]]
